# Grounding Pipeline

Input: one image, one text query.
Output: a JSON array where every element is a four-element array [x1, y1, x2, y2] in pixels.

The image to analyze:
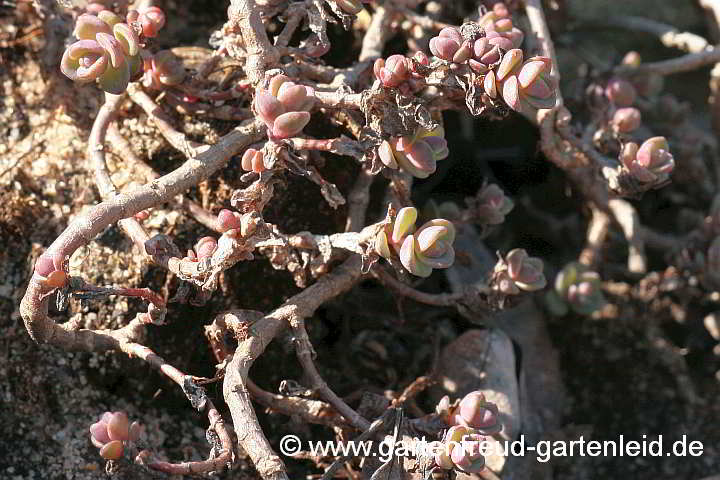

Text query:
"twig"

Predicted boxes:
[[398, 6, 453, 31], [91, 93, 151, 254], [120, 343, 234, 475], [127, 85, 203, 156], [247, 378, 346, 427], [607, 198, 647, 273], [320, 410, 395, 480], [615, 49, 720, 76], [525, 0, 561, 98], [20, 118, 264, 349], [584, 16, 711, 53], [359, 5, 395, 62], [106, 123, 222, 232], [578, 206, 611, 267], [372, 267, 465, 307], [222, 255, 366, 480], [292, 320, 371, 430], [345, 168, 374, 232], [227, 0, 280, 84]]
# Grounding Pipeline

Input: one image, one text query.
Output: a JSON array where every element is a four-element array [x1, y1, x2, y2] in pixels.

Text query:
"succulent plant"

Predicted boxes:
[[132, 7, 166, 38], [620, 136, 675, 184], [492, 248, 546, 294], [477, 3, 524, 51], [611, 107, 641, 133], [486, 49, 557, 115], [34, 252, 68, 289], [241, 147, 266, 173], [190, 236, 218, 260], [605, 77, 637, 107], [90, 412, 142, 461], [374, 54, 411, 88], [217, 209, 244, 232], [253, 75, 315, 139], [375, 207, 456, 277], [61, 7, 166, 94], [434, 426, 486, 473], [453, 391, 501, 434], [471, 183, 514, 225], [546, 262, 606, 316], [377, 126, 449, 178], [141, 50, 185, 89]]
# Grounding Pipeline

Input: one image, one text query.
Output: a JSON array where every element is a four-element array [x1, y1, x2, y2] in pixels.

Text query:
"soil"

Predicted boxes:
[[1, 1, 719, 480]]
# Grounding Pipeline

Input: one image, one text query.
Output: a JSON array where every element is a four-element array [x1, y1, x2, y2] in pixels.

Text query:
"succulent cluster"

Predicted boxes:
[[603, 77, 643, 135], [434, 391, 501, 473], [620, 136, 675, 184], [546, 262, 605, 316], [492, 248, 546, 294], [486, 49, 557, 116], [611, 107, 642, 133], [429, 3, 523, 68], [470, 183, 514, 225], [377, 126, 449, 178], [90, 412, 141, 461], [141, 50, 185, 89], [253, 75, 315, 139], [61, 6, 165, 94], [375, 207, 456, 277], [373, 52, 428, 92], [425, 4, 557, 116]]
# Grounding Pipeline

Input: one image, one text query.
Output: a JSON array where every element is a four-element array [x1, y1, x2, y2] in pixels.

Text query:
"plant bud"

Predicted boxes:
[[218, 209, 244, 232], [458, 391, 501, 432], [100, 440, 124, 460], [612, 107, 641, 133], [195, 236, 218, 259], [605, 77, 636, 107]]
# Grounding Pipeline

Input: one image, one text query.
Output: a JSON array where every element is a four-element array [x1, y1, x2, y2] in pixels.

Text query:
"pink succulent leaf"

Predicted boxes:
[[497, 49, 523, 81], [98, 10, 123, 27], [400, 235, 433, 277], [502, 75, 521, 111], [100, 440, 124, 460], [97, 59, 131, 94], [272, 111, 311, 138], [74, 13, 112, 40], [254, 90, 286, 126], [90, 421, 111, 446], [277, 83, 309, 112], [438, 27, 463, 45], [391, 207, 418, 244], [430, 36, 460, 61], [518, 60, 546, 89], [378, 140, 398, 169], [62, 42, 109, 82], [452, 41, 473, 63], [113, 23, 139, 56], [95, 32, 125, 68], [107, 412, 130, 441]]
